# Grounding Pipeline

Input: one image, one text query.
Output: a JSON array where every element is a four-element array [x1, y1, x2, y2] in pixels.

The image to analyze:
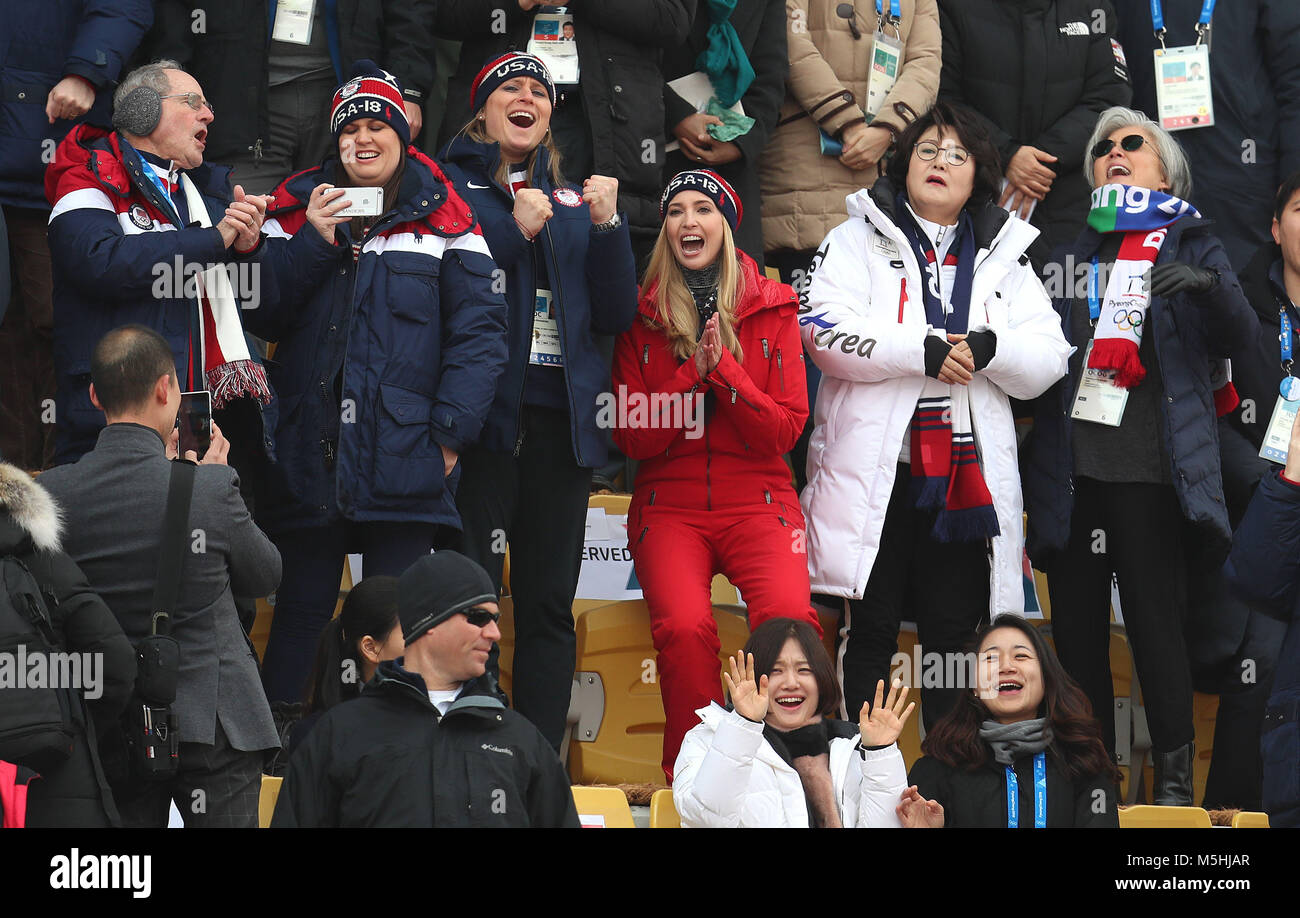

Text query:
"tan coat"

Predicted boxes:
[[759, 0, 942, 254]]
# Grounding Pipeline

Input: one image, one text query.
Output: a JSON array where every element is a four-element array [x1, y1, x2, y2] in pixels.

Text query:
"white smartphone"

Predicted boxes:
[[333, 187, 384, 217]]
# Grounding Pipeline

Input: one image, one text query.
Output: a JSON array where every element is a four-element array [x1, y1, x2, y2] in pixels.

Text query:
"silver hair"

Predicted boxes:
[[112, 60, 183, 118], [1083, 105, 1193, 200]]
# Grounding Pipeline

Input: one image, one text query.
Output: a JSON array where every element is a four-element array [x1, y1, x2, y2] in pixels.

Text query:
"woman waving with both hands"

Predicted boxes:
[[672, 618, 915, 828]]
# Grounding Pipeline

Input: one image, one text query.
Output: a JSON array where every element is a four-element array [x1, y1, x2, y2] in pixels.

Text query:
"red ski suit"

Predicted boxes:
[[612, 251, 820, 779]]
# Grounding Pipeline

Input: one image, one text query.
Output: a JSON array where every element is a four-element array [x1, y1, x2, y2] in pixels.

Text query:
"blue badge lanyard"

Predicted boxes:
[[1088, 257, 1101, 324], [1281, 305, 1294, 375], [876, 0, 901, 25], [1151, 0, 1216, 46], [1005, 753, 1048, 828]]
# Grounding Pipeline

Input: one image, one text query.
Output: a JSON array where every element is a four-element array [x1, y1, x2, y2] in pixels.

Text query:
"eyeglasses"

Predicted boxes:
[[914, 140, 970, 167], [161, 92, 214, 116], [462, 607, 501, 627], [1090, 133, 1153, 160]]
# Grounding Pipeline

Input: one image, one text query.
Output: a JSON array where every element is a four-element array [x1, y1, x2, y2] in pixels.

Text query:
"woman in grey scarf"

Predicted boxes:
[[899, 614, 1119, 827]]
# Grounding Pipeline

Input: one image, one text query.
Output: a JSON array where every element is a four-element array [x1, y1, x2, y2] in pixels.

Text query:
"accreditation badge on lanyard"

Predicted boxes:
[[1261, 306, 1300, 464], [530, 290, 564, 367], [272, 0, 315, 45], [1151, 0, 1216, 131], [1071, 260, 1130, 427], [1005, 753, 1048, 828], [528, 8, 579, 85], [864, 0, 904, 118]]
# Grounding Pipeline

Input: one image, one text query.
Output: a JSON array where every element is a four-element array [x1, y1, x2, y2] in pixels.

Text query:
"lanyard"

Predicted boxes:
[[1005, 753, 1048, 828], [876, 0, 901, 22], [1282, 306, 1294, 374], [1150, 0, 1216, 46], [1088, 258, 1101, 323]]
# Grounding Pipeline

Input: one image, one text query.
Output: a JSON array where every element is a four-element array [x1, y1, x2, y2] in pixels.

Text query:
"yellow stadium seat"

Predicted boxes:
[[1118, 805, 1212, 828], [566, 599, 751, 785], [649, 788, 681, 828], [571, 786, 636, 828], [259, 775, 283, 828], [1231, 811, 1269, 828]]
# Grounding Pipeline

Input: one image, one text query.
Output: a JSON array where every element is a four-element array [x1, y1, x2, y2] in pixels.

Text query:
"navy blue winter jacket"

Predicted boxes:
[[1224, 470, 1300, 827], [1022, 217, 1260, 566], [438, 136, 639, 467], [0, 0, 152, 209], [44, 125, 273, 465], [250, 148, 508, 532]]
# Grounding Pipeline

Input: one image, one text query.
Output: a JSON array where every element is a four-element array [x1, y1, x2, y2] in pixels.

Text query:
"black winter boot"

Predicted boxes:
[[1152, 742, 1195, 806]]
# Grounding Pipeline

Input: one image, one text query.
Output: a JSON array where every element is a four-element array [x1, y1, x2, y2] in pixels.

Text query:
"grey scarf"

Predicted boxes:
[[979, 718, 1053, 766]]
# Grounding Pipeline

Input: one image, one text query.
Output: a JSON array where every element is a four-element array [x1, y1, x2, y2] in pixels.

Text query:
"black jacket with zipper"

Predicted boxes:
[[936, 0, 1132, 264], [0, 463, 136, 828], [271, 659, 580, 827], [910, 749, 1120, 827]]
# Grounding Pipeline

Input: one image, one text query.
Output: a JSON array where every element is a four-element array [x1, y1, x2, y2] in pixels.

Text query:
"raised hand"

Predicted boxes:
[[896, 785, 944, 828], [693, 314, 723, 378], [723, 650, 770, 723], [858, 678, 915, 747], [582, 174, 619, 225], [306, 183, 352, 245], [513, 187, 553, 240]]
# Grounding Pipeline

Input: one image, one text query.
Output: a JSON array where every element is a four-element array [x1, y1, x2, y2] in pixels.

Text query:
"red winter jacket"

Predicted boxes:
[[612, 251, 808, 513]]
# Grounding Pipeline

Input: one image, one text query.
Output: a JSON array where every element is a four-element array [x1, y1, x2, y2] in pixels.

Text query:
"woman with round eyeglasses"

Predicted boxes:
[[1020, 106, 1260, 805], [800, 101, 1070, 734]]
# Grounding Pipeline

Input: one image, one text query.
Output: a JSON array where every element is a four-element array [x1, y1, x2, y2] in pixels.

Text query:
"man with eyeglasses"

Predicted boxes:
[[45, 60, 276, 469], [273, 551, 580, 827]]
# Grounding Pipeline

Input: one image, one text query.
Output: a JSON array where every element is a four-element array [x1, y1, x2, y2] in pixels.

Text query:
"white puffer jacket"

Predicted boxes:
[[799, 181, 1070, 612], [672, 704, 907, 828]]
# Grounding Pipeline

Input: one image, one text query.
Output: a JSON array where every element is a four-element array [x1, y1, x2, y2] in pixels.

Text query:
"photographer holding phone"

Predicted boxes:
[[250, 61, 509, 705], [40, 325, 282, 828]]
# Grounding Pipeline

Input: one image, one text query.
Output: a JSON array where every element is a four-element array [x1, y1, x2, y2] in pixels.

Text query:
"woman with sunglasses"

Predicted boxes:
[[800, 101, 1069, 733], [1021, 107, 1260, 805]]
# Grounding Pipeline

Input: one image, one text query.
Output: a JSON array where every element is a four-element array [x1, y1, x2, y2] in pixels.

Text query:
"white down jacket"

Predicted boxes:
[[799, 181, 1070, 612], [672, 704, 907, 828]]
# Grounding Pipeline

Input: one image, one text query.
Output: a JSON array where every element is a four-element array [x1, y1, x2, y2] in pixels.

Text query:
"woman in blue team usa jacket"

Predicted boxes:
[[438, 52, 639, 749], [248, 62, 508, 704]]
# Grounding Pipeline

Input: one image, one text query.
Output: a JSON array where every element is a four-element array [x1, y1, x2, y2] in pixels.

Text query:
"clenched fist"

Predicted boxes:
[[514, 187, 553, 240], [582, 175, 619, 225]]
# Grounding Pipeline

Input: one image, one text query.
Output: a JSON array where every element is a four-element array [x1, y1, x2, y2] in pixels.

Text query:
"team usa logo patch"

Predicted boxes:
[[553, 187, 582, 207], [340, 79, 362, 99], [128, 203, 152, 229]]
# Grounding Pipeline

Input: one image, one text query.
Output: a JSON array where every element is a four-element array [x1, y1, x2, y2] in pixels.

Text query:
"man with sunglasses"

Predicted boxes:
[[273, 551, 580, 827]]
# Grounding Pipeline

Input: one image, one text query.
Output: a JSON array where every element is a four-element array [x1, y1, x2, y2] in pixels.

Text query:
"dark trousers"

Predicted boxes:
[[0, 206, 55, 470], [261, 520, 435, 703], [226, 73, 335, 195], [1045, 477, 1194, 754], [1203, 608, 1286, 809], [455, 406, 591, 751], [841, 466, 991, 730], [765, 249, 820, 492], [116, 721, 264, 828]]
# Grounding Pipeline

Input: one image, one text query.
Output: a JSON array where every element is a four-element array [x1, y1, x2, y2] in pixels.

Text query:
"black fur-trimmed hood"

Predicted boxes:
[[0, 463, 62, 554]]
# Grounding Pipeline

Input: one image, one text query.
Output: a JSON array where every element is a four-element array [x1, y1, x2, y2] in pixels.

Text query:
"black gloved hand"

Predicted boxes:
[[1148, 262, 1219, 298]]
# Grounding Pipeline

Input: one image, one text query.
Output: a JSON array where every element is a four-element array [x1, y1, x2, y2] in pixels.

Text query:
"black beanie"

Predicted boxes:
[[397, 551, 498, 644]]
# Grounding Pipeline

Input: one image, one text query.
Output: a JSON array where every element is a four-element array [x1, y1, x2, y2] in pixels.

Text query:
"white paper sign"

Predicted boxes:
[[272, 0, 314, 45]]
